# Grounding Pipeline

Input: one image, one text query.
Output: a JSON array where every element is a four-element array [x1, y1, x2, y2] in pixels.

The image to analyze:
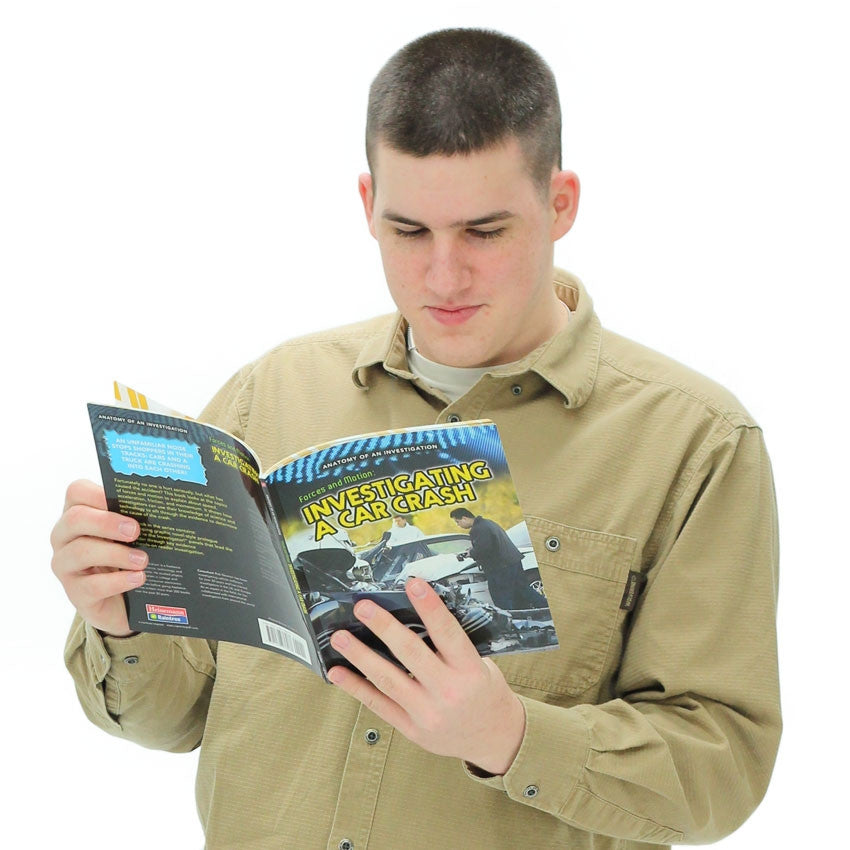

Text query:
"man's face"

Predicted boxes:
[[359, 139, 579, 368], [454, 516, 474, 530]]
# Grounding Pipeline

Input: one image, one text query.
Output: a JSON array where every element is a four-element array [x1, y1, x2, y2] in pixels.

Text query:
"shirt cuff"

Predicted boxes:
[[83, 622, 172, 683], [463, 694, 590, 817]]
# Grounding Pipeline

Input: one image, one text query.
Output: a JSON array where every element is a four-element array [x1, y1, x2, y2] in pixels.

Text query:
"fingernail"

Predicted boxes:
[[331, 631, 350, 649], [409, 578, 428, 598], [355, 600, 376, 620], [128, 551, 147, 567], [129, 571, 146, 586], [328, 667, 344, 684], [119, 520, 138, 539]]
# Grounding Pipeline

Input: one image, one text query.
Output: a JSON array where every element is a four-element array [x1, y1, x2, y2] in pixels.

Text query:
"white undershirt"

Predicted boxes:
[[406, 307, 570, 402]]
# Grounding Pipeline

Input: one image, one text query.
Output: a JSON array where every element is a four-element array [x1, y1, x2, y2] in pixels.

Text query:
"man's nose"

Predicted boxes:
[[425, 238, 470, 299]]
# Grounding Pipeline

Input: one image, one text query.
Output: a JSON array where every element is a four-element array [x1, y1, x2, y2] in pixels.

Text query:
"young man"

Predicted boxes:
[[52, 29, 780, 849]]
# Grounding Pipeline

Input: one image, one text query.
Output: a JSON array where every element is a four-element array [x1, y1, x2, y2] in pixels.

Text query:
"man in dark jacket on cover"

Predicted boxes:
[[450, 508, 545, 610]]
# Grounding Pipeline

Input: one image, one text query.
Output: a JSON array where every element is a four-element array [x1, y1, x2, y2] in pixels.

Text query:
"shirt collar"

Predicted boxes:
[[351, 268, 601, 409]]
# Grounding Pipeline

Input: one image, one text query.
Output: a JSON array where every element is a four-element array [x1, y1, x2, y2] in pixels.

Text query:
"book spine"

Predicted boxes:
[[260, 480, 327, 679]]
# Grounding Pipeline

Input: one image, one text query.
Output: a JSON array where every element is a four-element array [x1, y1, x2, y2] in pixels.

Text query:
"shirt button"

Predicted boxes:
[[364, 728, 380, 745], [123, 656, 139, 664], [544, 536, 560, 552], [447, 414, 461, 423], [511, 384, 523, 396], [523, 785, 540, 798], [338, 840, 354, 850]]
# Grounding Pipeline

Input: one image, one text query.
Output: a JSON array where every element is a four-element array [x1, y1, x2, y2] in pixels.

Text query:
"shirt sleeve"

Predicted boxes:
[[465, 423, 781, 845], [64, 615, 217, 752]]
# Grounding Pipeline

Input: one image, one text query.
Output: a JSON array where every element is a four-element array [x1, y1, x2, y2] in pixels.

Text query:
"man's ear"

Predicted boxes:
[[358, 173, 377, 239], [549, 170, 580, 241]]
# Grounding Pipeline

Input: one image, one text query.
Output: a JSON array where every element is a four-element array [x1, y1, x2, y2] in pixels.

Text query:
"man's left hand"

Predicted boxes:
[[328, 578, 525, 775]]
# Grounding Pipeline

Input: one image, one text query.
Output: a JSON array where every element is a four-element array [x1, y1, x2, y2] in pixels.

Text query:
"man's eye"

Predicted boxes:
[[469, 228, 505, 240], [394, 228, 426, 238]]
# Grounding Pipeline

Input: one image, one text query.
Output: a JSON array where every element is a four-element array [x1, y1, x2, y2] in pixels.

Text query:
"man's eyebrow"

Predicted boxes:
[[381, 210, 516, 228]]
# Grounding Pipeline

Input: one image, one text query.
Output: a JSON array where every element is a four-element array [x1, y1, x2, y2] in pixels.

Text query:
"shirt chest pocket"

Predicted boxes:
[[493, 515, 636, 700]]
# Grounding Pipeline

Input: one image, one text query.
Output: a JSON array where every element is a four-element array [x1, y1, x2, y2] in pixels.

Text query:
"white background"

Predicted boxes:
[[2, 1, 847, 846]]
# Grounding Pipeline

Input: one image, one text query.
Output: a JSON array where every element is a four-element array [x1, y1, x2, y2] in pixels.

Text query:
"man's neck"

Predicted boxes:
[[406, 303, 570, 402]]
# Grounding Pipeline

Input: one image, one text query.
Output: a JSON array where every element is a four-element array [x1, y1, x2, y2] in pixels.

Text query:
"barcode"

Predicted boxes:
[[257, 618, 310, 663]]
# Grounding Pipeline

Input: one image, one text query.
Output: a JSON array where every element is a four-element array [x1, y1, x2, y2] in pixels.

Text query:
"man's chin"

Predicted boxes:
[[418, 342, 498, 370]]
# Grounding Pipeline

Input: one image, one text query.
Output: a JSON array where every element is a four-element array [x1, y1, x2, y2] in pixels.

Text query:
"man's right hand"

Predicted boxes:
[[50, 479, 147, 637]]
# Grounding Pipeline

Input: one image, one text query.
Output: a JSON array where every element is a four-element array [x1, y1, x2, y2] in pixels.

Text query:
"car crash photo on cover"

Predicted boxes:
[[264, 419, 559, 672]]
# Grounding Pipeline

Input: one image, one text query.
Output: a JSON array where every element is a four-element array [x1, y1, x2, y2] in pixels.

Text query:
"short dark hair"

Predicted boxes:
[[450, 508, 475, 521], [366, 28, 562, 193]]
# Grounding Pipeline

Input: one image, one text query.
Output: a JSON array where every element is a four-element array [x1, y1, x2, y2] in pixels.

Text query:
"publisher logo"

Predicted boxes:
[[146, 604, 189, 625]]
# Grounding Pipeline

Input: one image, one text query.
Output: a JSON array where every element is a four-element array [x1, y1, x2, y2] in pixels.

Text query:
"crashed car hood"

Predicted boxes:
[[396, 553, 475, 584]]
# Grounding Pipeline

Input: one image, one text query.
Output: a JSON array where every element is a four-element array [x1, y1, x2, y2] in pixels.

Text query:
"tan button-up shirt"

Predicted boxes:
[[65, 270, 780, 849]]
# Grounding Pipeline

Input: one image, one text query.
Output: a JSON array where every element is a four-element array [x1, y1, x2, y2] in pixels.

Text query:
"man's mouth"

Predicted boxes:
[[426, 305, 480, 326]]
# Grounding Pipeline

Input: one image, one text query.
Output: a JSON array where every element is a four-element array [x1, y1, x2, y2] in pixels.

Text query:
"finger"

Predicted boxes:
[[51, 502, 140, 551], [327, 664, 414, 734], [63, 479, 108, 513], [405, 578, 481, 669], [349, 598, 444, 685], [67, 565, 147, 609], [329, 626, 421, 707], [52, 536, 148, 581]]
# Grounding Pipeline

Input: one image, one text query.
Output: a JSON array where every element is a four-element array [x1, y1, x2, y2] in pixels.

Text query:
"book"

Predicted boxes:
[[88, 383, 558, 681]]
